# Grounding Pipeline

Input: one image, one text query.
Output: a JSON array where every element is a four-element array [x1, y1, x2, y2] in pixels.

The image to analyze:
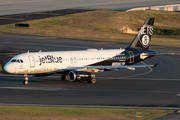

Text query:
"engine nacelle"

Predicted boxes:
[[68, 71, 94, 82]]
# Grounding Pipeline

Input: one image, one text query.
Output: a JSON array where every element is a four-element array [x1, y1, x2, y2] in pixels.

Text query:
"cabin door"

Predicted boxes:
[[70, 57, 77, 66], [28, 55, 35, 67]]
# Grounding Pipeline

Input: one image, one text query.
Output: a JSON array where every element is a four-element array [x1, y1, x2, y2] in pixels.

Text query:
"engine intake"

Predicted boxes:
[[68, 71, 94, 82]]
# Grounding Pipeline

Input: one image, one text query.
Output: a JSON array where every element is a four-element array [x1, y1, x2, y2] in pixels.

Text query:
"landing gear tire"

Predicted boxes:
[[61, 74, 65, 80], [91, 78, 96, 84], [23, 80, 28, 85], [65, 75, 69, 81], [87, 78, 96, 84], [61, 74, 69, 81], [87, 73, 96, 84], [23, 74, 29, 85]]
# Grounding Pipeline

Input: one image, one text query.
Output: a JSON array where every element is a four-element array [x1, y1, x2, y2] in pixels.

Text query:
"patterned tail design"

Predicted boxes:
[[127, 18, 154, 50]]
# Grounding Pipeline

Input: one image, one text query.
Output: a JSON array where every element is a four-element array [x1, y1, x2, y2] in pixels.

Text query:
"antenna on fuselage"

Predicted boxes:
[[101, 47, 103, 50], [27, 50, 29, 53], [39, 50, 42, 52]]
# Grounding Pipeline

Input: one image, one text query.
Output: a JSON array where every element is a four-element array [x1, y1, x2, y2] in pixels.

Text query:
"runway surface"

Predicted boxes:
[[0, 32, 180, 108], [0, 0, 180, 15]]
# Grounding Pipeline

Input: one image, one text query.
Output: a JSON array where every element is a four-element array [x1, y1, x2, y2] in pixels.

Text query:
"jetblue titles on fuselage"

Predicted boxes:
[[39, 55, 62, 65]]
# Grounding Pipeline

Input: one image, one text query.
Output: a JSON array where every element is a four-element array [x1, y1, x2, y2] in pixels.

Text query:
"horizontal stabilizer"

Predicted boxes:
[[154, 63, 158, 68], [141, 53, 175, 56]]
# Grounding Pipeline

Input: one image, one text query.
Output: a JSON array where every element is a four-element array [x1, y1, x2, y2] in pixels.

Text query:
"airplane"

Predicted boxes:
[[4, 17, 159, 85]]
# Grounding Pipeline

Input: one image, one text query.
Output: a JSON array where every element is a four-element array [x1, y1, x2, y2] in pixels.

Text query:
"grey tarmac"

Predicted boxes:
[[0, 32, 180, 109]]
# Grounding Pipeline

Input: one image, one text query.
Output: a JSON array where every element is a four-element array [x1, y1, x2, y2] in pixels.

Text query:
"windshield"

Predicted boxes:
[[11, 59, 23, 63]]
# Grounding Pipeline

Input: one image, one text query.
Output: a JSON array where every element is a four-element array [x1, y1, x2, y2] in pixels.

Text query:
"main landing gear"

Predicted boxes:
[[61, 74, 69, 81], [87, 74, 96, 84], [68, 71, 97, 84], [87, 78, 96, 84], [23, 74, 29, 85]]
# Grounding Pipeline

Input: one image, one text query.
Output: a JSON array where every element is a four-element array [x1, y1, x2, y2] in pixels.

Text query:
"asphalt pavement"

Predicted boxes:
[[1, 32, 180, 109]]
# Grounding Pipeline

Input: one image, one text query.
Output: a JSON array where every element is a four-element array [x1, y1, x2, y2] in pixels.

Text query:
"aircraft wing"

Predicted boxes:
[[65, 63, 158, 72], [154, 53, 175, 55], [87, 64, 156, 69]]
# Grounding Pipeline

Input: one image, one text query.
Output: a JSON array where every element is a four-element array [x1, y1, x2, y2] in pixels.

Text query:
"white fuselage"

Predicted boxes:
[[4, 49, 125, 74]]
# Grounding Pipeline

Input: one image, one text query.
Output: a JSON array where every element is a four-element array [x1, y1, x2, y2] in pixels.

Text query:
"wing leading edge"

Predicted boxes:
[[65, 63, 158, 72]]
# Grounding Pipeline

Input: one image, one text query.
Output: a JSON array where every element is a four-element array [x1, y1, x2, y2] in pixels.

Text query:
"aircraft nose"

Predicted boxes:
[[4, 63, 13, 73]]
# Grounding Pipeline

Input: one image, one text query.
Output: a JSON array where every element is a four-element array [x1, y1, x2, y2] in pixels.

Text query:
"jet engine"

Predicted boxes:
[[68, 71, 95, 82]]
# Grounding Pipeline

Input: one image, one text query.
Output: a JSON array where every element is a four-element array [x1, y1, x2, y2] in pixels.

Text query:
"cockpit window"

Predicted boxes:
[[11, 59, 16, 62], [11, 59, 23, 63], [20, 60, 23, 63], [16, 59, 20, 63]]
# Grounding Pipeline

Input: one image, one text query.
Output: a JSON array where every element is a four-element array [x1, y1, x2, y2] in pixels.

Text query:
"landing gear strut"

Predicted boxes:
[[87, 74, 96, 84], [23, 74, 29, 85]]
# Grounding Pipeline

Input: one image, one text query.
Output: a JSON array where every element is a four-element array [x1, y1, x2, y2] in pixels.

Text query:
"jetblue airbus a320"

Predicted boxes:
[[4, 18, 159, 85]]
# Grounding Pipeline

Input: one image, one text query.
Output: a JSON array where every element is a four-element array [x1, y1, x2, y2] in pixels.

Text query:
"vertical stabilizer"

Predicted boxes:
[[127, 18, 154, 50]]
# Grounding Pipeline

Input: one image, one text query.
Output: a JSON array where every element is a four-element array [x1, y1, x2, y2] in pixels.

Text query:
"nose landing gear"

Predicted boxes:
[[23, 74, 29, 85]]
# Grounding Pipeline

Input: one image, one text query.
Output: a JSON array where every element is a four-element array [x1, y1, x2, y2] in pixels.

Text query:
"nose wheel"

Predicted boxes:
[[23, 74, 29, 85]]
